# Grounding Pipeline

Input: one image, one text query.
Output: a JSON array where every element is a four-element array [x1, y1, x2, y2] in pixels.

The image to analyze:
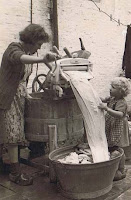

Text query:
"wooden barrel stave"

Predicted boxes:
[[25, 92, 85, 146]]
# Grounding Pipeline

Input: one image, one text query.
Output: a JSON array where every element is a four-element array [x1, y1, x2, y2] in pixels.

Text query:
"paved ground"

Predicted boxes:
[[0, 158, 131, 200]]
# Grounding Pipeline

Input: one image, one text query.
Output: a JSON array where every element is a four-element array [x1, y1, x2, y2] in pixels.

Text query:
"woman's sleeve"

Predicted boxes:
[[7, 43, 25, 64]]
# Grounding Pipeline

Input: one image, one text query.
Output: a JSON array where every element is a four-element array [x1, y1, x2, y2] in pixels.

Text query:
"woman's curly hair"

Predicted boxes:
[[111, 77, 130, 97], [19, 24, 49, 44]]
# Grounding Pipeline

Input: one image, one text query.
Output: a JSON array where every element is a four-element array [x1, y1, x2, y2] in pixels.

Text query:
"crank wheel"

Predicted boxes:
[[32, 74, 47, 92]]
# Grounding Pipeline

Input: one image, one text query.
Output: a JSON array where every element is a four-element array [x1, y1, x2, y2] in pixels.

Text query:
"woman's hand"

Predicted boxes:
[[44, 52, 61, 63], [98, 102, 108, 111]]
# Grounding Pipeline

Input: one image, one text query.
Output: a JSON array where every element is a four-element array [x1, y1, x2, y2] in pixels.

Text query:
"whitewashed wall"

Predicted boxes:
[[27, 0, 53, 91], [57, 0, 131, 97], [0, 0, 52, 92], [0, 0, 30, 62], [0, 0, 131, 96]]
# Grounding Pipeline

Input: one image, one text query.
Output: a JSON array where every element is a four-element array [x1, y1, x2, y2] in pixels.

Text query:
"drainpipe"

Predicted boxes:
[[30, 0, 33, 24], [51, 0, 59, 48]]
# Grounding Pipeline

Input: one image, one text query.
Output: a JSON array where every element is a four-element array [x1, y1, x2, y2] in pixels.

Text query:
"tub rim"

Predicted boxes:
[[49, 144, 124, 167]]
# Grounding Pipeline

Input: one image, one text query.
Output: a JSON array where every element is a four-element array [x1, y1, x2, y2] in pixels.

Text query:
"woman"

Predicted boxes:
[[0, 24, 58, 185]]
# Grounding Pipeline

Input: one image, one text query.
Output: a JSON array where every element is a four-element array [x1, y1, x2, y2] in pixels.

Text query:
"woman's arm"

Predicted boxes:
[[20, 52, 58, 64], [20, 55, 43, 64]]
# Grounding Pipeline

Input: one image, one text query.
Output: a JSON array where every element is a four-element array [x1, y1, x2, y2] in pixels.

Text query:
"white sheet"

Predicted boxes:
[[65, 71, 109, 163]]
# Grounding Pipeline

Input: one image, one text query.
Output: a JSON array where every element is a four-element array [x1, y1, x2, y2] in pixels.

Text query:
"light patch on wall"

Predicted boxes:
[[122, 29, 127, 38], [88, 0, 101, 2]]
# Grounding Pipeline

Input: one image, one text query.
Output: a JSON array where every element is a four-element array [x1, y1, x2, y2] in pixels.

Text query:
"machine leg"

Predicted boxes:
[[48, 125, 57, 183]]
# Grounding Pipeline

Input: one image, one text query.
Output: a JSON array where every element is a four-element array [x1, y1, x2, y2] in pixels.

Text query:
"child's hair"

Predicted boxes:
[[19, 24, 49, 44], [111, 77, 130, 97]]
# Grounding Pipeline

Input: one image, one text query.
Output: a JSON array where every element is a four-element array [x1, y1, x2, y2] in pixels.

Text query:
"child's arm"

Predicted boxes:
[[98, 103, 124, 118]]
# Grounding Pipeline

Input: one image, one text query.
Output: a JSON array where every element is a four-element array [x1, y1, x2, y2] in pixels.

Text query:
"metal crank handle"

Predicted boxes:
[[52, 46, 62, 59], [79, 38, 86, 50], [63, 47, 72, 58], [44, 62, 52, 70], [52, 46, 60, 55]]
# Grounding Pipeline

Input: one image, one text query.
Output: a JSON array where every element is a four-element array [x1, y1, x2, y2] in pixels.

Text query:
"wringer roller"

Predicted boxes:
[[32, 38, 93, 99]]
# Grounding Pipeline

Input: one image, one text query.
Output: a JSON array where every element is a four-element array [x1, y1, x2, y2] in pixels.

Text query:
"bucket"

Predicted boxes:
[[49, 145, 123, 199], [25, 92, 84, 146]]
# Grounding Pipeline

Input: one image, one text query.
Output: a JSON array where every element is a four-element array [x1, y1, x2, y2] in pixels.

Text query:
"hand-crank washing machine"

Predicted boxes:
[[25, 50, 93, 153]]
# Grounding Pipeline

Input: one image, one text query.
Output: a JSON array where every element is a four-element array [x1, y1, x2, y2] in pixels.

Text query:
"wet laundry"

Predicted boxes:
[[64, 71, 109, 163]]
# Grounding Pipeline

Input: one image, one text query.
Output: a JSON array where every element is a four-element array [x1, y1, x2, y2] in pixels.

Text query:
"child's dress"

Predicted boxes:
[[105, 97, 129, 148]]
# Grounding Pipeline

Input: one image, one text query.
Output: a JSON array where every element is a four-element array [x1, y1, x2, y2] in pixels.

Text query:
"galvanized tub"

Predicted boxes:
[[49, 145, 123, 199]]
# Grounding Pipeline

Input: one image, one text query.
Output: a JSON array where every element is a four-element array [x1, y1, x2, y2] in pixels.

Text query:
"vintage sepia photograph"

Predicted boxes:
[[0, 0, 131, 199]]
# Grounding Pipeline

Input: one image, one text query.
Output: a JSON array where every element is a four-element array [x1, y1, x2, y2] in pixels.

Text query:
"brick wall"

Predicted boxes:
[[57, 0, 131, 97]]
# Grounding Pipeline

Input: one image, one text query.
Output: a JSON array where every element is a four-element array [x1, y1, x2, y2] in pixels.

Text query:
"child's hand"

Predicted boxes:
[[98, 102, 108, 111], [100, 97, 104, 102]]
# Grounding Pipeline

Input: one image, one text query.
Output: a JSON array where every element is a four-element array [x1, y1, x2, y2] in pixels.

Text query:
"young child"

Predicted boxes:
[[98, 77, 130, 181]]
